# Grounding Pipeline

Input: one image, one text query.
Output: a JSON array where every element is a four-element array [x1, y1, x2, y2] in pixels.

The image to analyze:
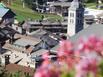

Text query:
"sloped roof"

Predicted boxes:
[[0, 3, 6, 8], [30, 29, 47, 39], [14, 37, 40, 47], [0, 8, 9, 18], [69, 0, 84, 10], [2, 26, 19, 34], [70, 0, 79, 8], [31, 49, 48, 57], [70, 24, 103, 43], [40, 34, 58, 46], [51, 24, 103, 51], [0, 27, 19, 43], [31, 34, 59, 52]]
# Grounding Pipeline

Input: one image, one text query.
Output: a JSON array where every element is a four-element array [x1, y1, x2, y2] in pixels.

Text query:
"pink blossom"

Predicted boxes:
[[58, 40, 73, 57], [41, 52, 51, 68], [34, 62, 61, 77], [34, 68, 49, 77], [42, 52, 49, 60], [75, 58, 98, 77], [34, 36, 103, 77]]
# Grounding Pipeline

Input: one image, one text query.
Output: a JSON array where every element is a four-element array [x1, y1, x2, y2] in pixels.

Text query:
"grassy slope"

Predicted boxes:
[[86, 2, 103, 9], [9, 0, 62, 22], [8, 0, 103, 22]]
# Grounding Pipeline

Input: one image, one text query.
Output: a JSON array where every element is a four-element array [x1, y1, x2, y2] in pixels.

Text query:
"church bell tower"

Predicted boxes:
[[67, 0, 84, 36]]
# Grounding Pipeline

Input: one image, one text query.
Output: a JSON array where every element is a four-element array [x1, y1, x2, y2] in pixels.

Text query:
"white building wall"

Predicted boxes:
[[12, 24, 22, 34], [67, 11, 76, 36], [0, 56, 5, 66], [67, 0, 84, 37]]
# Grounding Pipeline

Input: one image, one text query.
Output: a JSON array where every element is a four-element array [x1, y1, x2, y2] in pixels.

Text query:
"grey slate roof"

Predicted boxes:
[[51, 24, 103, 51], [14, 38, 33, 47], [70, 24, 103, 43], [31, 33, 59, 52], [0, 8, 9, 18], [13, 37, 40, 47], [30, 29, 47, 39], [40, 34, 59, 46], [3, 27, 19, 35], [31, 49, 48, 57], [0, 27, 19, 43]]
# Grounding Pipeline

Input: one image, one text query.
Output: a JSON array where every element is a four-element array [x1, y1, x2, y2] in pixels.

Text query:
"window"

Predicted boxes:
[[70, 13, 74, 17], [70, 19, 74, 24], [16, 27, 18, 30], [72, 19, 74, 23], [70, 19, 72, 23]]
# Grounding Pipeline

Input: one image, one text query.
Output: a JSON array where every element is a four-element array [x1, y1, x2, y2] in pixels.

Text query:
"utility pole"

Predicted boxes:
[[21, 0, 25, 8]]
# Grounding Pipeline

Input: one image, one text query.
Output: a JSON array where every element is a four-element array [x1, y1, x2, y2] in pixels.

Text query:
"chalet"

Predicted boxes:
[[12, 19, 23, 34], [47, 1, 71, 16], [0, 27, 19, 43], [12, 34, 40, 55], [21, 20, 67, 34], [32, 33, 59, 52], [0, 26, 19, 52], [0, 3, 16, 26], [31, 49, 57, 68], [26, 29, 59, 56]]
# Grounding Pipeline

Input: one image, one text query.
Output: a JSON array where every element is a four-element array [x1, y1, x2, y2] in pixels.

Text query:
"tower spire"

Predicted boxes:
[[70, 0, 83, 9], [70, 0, 79, 8]]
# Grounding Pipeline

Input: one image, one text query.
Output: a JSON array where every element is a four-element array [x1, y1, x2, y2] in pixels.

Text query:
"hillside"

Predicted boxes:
[[86, 2, 103, 9], [3, 0, 103, 22], [8, 0, 62, 22]]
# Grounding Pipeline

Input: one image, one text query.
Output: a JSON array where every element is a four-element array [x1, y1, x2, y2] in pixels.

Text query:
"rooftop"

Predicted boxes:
[[51, 24, 103, 51], [14, 34, 41, 47], [48, 2, 71, 7], [0, 8, 9, 18], [0, 3, 6, 8], [69, 0, 84, 10], [29, 29, 47, 39], [31, 49, 48, 57], [70, 24, 103, 43]]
